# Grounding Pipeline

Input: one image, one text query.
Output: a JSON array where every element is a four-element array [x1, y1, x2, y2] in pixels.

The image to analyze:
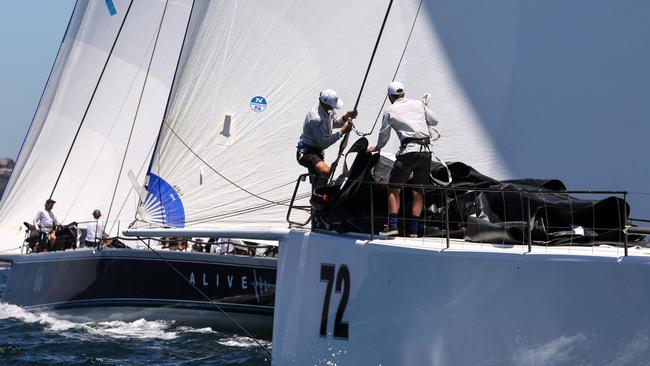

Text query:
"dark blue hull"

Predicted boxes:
[[0, 248, 276, 338]]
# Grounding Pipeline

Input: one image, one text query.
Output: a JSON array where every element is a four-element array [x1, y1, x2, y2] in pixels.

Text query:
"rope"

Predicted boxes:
[[49, 0, 135, 199], [135, 237, 272, 357], [328, 0, 394, 182], [187, 179, 299, 218], [105, 0, 171, 226], [182, 192, 311, 226]]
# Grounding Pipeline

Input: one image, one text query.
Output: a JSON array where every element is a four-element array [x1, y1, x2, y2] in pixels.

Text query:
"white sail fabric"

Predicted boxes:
[[0, 0, 192, 251], [146, 0, 650, 230], [145, 0, 403, 229]]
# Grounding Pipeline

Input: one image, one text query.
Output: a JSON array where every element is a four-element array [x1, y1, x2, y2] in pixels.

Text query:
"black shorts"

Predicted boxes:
[[297, 147, 324, 179], [389, 152, 432, 187]]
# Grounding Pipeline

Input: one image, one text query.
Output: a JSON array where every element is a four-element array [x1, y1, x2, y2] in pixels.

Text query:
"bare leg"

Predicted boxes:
[[412, 190, 424, 217], [313, 161, 331, 188], [388, 188, 401, 214]]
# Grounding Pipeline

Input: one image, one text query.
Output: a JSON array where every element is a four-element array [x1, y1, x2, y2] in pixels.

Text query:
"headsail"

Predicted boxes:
[[0, 0, 193, 250]]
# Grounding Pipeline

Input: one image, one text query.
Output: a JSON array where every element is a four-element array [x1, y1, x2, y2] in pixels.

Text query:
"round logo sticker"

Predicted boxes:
[[250, 96, 267, 112]]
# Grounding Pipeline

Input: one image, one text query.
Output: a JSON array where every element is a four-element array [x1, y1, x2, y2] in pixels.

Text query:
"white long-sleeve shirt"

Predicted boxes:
[[376, 98, 438, 155], [85, 220, 105, 243], [298, 103, 346, 150], [34, 209, 59, 233]]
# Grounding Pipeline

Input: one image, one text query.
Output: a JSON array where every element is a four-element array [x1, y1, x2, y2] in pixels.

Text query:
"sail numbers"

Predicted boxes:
[[319, 263, 350, 340]]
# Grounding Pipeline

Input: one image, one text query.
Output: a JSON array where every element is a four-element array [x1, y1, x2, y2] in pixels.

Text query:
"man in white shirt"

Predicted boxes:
[[85, 209, 106, 248], [368, 81, 439, 237], [297, 89, 356, 188], [210, 237, 243, 254], [34, 198, 60, 248]]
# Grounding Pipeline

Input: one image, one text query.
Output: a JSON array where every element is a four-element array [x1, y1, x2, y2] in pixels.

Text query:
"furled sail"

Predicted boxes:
[[0, 0, 192, 251], [142, 0, 650, 230]]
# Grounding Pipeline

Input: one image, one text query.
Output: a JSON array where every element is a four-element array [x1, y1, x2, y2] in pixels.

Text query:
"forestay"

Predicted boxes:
[[0, 0, 192, 251]]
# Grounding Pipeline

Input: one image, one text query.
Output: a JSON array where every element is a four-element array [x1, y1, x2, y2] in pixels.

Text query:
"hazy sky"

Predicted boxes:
[[0, 1, 75, 160]]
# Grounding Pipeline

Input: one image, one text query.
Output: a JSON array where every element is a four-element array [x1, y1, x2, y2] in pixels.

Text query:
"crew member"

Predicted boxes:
[[34, 198, 60, 248], [297, 89, 357, 188], [85, 209, 106, 248], [368, 81, 439, 237]]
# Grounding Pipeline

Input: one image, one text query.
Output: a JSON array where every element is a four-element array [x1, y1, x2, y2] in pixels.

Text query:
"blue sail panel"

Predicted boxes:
[[142, 173, 185, 228]]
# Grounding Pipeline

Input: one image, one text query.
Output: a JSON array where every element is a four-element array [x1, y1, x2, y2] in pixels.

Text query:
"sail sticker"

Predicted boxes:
[[250, 96, 267, 112], [105, 0, 118, 16], [139, 173, 186, 228]]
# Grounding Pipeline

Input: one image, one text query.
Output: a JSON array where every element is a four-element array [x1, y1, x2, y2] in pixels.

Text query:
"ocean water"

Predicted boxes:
[[0, 265, 271, 365]]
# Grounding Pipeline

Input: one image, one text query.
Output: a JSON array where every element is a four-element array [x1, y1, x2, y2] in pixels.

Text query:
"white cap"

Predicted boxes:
[[319, 89, 344, 109], [387, 81, 405, 95]]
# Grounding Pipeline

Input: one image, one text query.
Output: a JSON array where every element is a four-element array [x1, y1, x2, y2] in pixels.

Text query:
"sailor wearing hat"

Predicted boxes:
[[34, 198, 60, 247], [368, 81, 439, 237], [297, 89, 357, 187]]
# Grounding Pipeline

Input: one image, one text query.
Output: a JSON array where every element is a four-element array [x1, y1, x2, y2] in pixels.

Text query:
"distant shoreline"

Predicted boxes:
[[0, 158, 14, 199]]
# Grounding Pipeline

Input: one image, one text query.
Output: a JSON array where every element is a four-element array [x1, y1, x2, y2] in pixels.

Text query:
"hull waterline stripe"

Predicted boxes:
[[24, 298, 273, 315]]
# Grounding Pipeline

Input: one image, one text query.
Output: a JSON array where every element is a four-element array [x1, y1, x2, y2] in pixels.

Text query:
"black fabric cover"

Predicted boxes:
[[310, 140, 641, 246]]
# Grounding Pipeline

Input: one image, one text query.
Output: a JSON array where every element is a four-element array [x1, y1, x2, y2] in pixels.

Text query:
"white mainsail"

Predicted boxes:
[[144, 0, 650, 230], [0, 0, 193, 251]]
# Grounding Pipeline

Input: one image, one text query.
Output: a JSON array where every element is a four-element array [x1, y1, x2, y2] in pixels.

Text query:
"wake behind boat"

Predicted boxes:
[[0, 246, 276, 338]]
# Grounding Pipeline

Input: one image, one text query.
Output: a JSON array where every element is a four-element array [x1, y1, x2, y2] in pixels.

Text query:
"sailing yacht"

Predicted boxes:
[[0, 0, 279, 338], [2, 0, 650, 364]]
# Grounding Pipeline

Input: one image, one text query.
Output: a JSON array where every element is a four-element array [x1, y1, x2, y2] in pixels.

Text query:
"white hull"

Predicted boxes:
[[272, 231, 650, 365]]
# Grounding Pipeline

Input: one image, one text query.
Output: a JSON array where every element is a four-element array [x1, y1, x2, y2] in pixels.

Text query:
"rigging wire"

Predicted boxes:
[[354, 0, 425, 137], [185, 179, 302, 218], [49, 0, 135, 200], [135, 236, 272, 357], [163, 121, 297, 207], [61, 23, 165, 224], [328, 0, 394, 183], [143, 0, 196, 229], [105, 0, 171, 226]]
